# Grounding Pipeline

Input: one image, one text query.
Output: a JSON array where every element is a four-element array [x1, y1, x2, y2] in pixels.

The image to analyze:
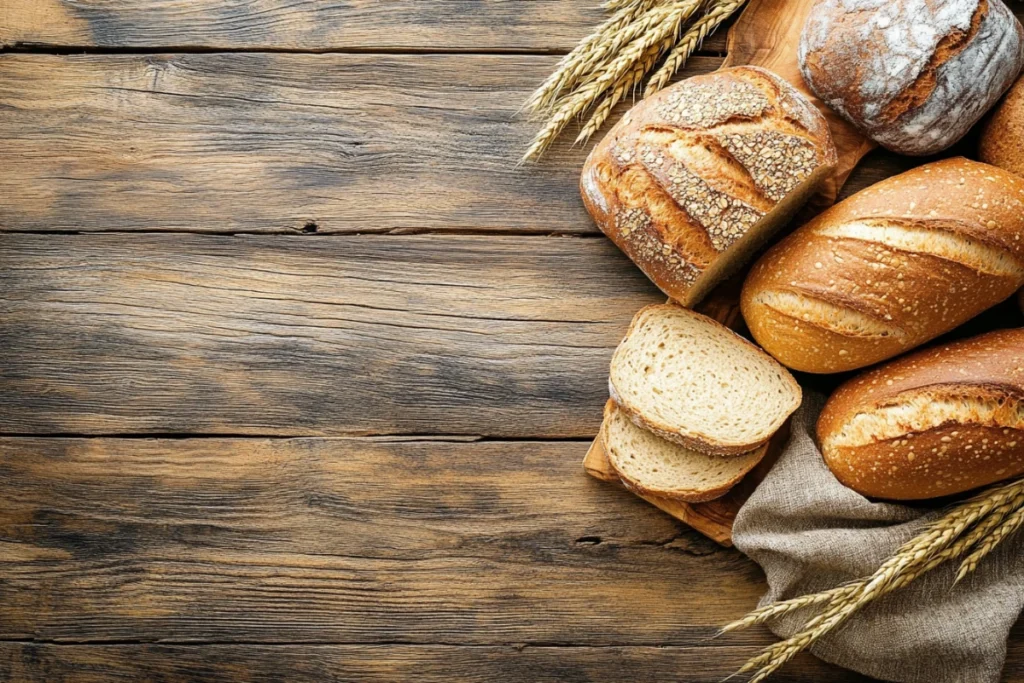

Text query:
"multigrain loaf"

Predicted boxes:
[[608, 304, 802, 455], [581, 66, 837, 307], [602, 400, 767, 503], [799, 0, 1024, 156], [817, 329, 1024, 500], [741, 158, 1024, 374], [980, 75, 1024, 177]]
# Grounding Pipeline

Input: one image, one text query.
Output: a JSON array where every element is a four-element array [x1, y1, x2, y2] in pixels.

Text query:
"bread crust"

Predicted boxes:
[[581, 66, 836, 307], [980, 75, 1024, 178], [800, 0, 1024, 156], [741, 158, 1024, 373], [609, 304, 802, 456], [817, 329, 1024, 500], [602, 400, 768, 503]]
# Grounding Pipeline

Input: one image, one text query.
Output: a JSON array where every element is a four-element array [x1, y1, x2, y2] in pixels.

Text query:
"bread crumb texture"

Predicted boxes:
[[799, 0, 1024, 155], [818, 328, 1024, 499], [581, 66, 836, 305], [742, 158, 1024, 373], [609, 304, 801, 453], [603, 401, 765, 502]]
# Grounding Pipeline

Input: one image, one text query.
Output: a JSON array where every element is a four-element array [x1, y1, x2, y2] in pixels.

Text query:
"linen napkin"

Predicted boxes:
[[732, 393, 1024, 683]]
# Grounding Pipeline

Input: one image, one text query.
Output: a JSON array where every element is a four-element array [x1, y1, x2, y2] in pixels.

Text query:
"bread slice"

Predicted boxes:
[[609, 304, 801, 455], [603, 400, 766, 502]]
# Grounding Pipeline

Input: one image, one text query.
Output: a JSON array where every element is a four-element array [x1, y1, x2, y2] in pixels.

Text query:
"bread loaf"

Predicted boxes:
[[602, 400, 767, 503], [817, 329, 1024, 500], [980, 75, 1024, 177], [799, 0, 1024, 156], [581, 66, 837, 307], [741, 158, 1024, 374], [609, 304, 801, 455]]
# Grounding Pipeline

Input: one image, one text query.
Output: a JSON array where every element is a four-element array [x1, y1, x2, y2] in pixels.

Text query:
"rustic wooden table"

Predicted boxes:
[[2, 2, 1023, 681]]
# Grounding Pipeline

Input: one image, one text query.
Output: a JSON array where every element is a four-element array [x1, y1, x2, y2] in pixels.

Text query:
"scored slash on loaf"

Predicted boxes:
[[741, 158, 1024, 374], [581, 66, 837, 308], [818, 329, 1024, 500]]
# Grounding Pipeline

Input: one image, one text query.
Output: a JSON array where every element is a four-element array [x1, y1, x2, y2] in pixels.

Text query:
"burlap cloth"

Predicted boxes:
[[732, 393, 1024, 683]]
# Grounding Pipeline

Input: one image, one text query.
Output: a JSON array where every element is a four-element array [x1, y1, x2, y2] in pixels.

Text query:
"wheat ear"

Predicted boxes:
[[645, 0, 743, 97], [523, 0, 662, 114], [955, 500, 1024, 584], [575, 1, 699, 144], [522, 3, 693, 162]]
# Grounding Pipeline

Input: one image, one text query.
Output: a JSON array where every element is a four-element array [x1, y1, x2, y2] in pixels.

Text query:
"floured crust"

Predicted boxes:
[[602, 400, 767, 503], [799, 0, 1024, 155], [581, 66, 837, 307], [817, 329, 1024, 500], [741, 158, 1024, 373]]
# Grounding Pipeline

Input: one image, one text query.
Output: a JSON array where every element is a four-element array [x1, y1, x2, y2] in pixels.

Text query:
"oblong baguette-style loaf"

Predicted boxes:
[[800, 0, 1024, 156], [741, 158, 1024, 374], [817, 329, 1024, 500], [609, 304, 802, 456], [603, 400, 767, 503], [581, 66, 837, 308]]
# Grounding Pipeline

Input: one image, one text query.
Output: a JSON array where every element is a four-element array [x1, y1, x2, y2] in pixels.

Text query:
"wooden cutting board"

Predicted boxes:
[[584, 0, 872, 546]]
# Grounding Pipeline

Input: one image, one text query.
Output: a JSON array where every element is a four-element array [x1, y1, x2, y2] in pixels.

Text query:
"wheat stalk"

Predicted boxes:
[[522, 2, 695, 162], [645, 0, 742, 97], [575, 1, 699, 144], [729, 478, 1024, 680]]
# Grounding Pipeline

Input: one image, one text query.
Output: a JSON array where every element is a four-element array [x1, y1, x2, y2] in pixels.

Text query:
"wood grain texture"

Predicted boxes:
[[0, 0, 730, 53], [0, 644, 870, 682], [0, 233, 663, 436], [0, 53, 723, 235], [0, 436, 767, 645]]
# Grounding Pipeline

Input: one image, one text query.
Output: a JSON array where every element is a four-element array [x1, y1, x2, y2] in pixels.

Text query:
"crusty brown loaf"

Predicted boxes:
[[799, 0, 1024, 156], [817, 329, 1024, 500], [980, 75, 1024, 178], [581, 66, 837, 307], [741, 158, 1024, 374]]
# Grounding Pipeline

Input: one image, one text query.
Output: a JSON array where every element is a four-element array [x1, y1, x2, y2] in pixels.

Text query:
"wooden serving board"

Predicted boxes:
[[584, 0, 871, 546]]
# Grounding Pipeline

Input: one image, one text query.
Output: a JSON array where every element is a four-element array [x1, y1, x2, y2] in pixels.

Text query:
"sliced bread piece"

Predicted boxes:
[[603, 400, 767, 502], [609, 304, 801, 455]]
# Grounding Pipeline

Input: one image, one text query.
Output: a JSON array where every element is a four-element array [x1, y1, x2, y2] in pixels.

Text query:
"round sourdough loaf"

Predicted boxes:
[[981, 75, 1024, 177], [799, 0, 1024, 156], [741, 158, 1024, 373], [581, 66, 837, 308], [817, 329, 1024, 500]]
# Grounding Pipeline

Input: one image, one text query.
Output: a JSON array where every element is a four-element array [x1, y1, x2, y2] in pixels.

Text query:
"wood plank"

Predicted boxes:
[[0, 53, 723, 235], [0, 0, 731, 53], [0, 233, 662, 436], [0, 437, 768, 645], [0, 644, 871, 682]]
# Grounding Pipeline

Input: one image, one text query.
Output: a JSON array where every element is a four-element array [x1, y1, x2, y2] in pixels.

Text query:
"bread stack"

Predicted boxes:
[[582, 0, 1024, 504], [601, 304, 800, 502]]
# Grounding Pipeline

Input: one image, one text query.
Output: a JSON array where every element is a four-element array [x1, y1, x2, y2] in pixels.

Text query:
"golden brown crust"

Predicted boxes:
[[741, 158, 1024, 373], [581, 66, 836, 308], [980, 75, 1024, 178], [817, 329, 1024, 500]]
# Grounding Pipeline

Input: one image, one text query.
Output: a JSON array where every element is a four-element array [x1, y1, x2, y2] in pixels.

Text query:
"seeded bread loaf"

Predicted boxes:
[[741, 158, 1024, 374], [799, 0, 1024, 156], [980, 75, 1024, 177], [609, 304, 802, 455], [602, 400, 767, 503], [818, 329, 1024, 500], [581, 66, 837, 307]]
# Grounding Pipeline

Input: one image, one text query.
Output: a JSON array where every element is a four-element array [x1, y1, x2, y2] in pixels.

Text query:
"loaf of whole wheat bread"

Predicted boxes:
[[818, 329, 1024, 500], [981, 74, 1024, 178], [800, 0, 1024, 156], [741, 158, 1024, 374], [581, 66, 837, 307]]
